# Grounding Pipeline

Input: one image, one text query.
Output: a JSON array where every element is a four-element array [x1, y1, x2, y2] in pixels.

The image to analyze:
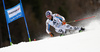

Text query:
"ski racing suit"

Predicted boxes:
[[46, 14, 81, 34]]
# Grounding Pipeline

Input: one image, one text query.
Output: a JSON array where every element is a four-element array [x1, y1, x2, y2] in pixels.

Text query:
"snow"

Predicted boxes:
[[0, 13, 100, 52], [0, 20, 100, 52]]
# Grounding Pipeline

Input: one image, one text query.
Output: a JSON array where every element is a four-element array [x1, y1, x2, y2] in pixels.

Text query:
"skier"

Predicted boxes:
[[45, 10, 85, 37]]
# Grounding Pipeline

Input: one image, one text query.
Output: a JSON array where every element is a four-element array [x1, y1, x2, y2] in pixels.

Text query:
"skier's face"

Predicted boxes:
[[48, 16, 52, 20], [47, 15, 52, 19]]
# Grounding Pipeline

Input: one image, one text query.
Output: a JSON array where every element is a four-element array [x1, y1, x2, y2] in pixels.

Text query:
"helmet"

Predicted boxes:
[[45, 10, 52, 18]]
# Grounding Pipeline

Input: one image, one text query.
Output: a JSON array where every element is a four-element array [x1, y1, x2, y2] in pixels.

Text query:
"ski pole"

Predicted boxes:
[[67, 16, 96, 23]]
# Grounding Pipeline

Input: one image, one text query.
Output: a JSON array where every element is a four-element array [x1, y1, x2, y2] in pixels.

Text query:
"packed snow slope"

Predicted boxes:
[[0, 19, 100, 52]]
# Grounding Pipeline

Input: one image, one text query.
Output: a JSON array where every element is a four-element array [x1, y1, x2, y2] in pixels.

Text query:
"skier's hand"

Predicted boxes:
[[62, 20, 66, 25], [49, 32, 54, 37]]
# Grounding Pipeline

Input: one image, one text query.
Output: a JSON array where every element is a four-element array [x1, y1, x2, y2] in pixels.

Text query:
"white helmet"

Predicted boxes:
[[45, 10, 52, 18]]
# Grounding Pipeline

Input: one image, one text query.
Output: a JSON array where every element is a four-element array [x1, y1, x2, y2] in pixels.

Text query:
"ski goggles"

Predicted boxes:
[[46, 15, 51, 18]]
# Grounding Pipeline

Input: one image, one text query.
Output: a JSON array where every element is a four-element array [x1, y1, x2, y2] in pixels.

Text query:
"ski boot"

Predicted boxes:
[[60, 34, 64, 36], [79, 27, 85, 32]]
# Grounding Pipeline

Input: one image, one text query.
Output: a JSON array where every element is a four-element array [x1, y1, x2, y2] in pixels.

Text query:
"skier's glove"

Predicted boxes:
[[62, 21, 66, 25], [49, 32, 54, 37]]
